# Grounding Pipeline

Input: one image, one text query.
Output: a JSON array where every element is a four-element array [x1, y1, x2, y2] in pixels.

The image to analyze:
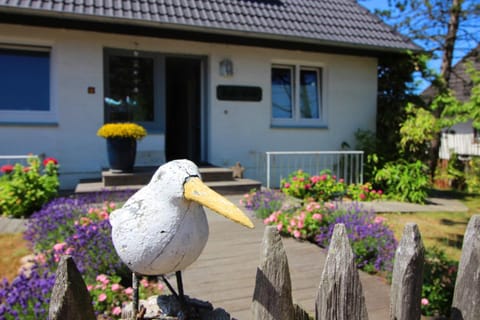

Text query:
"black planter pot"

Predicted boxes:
[[106, 138, 137, 173]]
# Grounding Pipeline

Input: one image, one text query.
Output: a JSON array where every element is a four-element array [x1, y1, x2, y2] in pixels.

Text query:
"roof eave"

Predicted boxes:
[[0, 6, 420, 54]]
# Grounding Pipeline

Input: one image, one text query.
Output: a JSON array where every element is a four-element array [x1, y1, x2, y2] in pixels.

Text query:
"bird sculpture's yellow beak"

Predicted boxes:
[[184, 177, 255, 229]]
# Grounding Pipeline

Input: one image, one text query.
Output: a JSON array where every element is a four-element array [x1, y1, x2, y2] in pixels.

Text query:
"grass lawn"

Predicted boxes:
[[378, 191, 480, 261], [0, 233, 32, 282]]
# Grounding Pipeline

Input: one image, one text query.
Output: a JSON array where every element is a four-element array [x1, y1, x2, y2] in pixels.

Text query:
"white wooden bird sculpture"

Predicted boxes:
[[110, 159, 254, 315]]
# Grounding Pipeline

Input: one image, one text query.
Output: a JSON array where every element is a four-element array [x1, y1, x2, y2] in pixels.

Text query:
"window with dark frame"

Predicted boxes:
[[271, 64, 322, 126], [0, 47, 50, 111]]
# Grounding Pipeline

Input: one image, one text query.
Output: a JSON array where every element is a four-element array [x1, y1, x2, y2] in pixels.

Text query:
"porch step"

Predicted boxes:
[[75, 166, 261, 195], [101, 166, 236, 186]]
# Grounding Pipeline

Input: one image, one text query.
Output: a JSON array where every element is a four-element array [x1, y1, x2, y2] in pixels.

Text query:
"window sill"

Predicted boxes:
[[270, 123, 328, 129], [0, 121, 59, 127]]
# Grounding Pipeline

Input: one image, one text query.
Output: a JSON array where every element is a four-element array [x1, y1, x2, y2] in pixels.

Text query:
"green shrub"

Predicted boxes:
[[421, 247, 458, 317], [0, 157, 59, 218], [374, 160, 430, 203], [347, 182, 383, 201], [466, 156, 480, 193]]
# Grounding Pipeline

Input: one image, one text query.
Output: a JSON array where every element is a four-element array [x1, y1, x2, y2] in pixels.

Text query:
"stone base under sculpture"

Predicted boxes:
[[122, 295, 234, 320]]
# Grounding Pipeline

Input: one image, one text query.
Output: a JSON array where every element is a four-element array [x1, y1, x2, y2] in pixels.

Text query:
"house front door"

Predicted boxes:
[[165, 57, 203, 164]]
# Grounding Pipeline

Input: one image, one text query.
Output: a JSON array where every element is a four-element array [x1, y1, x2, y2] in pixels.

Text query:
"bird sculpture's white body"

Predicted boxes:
[[110, 160, 209, 275]]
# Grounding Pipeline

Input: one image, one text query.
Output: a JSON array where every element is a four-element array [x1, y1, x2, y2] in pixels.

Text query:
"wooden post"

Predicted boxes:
[[451, 215, 480, 320], [389, 223, 425, 320], [315, 223, 368, 320], [252, 226, 295, 320], [48, 255, 96, 320]]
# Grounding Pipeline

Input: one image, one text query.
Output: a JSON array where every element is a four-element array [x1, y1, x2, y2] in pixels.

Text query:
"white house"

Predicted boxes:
[[0, 0, 419, 189]]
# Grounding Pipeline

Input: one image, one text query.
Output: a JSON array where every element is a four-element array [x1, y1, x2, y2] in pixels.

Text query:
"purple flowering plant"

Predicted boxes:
[[239, 188, 285, 219], [1, 191, 136, 319], [256, 195, 397, 274], [315, 203, 397, 273]]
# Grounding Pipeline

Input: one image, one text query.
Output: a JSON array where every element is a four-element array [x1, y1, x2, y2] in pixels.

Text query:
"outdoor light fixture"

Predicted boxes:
[[219, 58, 234, 77]]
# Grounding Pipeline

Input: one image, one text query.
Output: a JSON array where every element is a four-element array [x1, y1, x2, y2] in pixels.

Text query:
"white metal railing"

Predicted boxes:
[[262, 151, 364, 189], [0, 155, 38, 167]]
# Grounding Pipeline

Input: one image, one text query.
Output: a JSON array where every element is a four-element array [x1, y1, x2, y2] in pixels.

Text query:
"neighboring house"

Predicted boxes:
[[423, 44, 480, 160], [0, 0, 419, 189]]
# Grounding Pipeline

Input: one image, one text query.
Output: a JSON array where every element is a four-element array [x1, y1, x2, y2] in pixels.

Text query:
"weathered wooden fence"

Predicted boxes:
[[48, 215, 480, 320]]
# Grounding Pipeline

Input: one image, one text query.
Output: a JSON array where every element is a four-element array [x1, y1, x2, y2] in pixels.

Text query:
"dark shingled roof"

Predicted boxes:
[[0, 0, 420, 52]]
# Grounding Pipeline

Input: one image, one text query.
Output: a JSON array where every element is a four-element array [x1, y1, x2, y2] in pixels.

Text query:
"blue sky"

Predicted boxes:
[[359, 0, 478, 92]]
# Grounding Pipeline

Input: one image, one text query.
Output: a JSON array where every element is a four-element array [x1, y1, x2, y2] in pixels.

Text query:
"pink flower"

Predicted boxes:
[[284, 182, 291, 188], [293, 230, 301, 238], [140, 279, 149, 288], [109, 202, 116, 209], [157, 282, 165, 291], [320, 174, 327, 181], [305, 184, 311, 190], [374, 216, 386, 224], [359, 193, 366, 200], [35, 253, 47, 264], [98, 293, 107, 302], [98, 211, 109, 220], [87, 285, 93, 291], [277, 223, 283, 231], [289, 219, 296, 227], [112, 306, 122, 315], [124, 287, 133, 295], [53, 242, 66, 251], [339, 178, 344, 183], [297, 220, 304, 229], [377, 190, 383, 195], [96, 274, 108, 284], [312, 213, 322, 221], [111, 283, 121, 292], [421, 298, 429, 306], [65, 247, 74, 255]]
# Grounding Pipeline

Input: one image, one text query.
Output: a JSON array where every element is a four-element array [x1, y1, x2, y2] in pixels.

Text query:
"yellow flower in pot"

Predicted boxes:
[[97, 123, 147, 173], [97, 123, 147, 140]]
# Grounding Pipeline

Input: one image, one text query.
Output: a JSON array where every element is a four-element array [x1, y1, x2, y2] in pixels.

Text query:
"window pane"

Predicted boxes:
[[272, 67, 293, 119], [300, 69, 320, 119], [106, 55, 154, 122], [0, 49, 50, 111]]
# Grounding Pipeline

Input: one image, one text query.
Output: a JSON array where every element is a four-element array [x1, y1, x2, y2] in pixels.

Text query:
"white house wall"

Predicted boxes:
[[0, 23, 378, 189]]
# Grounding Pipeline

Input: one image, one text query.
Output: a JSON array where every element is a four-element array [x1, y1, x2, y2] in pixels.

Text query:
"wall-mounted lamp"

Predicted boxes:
[[219, 58, 234, 77]]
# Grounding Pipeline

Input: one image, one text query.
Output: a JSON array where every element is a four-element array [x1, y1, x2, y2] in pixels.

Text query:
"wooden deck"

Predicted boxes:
[[179, 195, 391, 320]]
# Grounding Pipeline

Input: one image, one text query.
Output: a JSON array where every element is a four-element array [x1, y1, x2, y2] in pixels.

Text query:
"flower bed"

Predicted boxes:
[[0, 191, 163, 319], [0, 157, 60, 218]]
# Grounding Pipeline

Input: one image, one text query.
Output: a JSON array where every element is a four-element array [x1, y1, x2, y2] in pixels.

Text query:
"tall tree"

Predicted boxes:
[[364, 0, 480, 177]]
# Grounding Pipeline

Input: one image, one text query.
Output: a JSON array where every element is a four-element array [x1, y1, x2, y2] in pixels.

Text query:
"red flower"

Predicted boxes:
[[1, 164, 14, 174], [43, 157, 58, 166], [23, 167, 30, 173]]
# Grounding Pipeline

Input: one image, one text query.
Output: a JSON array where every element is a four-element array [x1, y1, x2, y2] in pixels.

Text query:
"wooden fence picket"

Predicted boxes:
[[389, 223, 425, 320], [47, 217, 480, 320], [315, 223, 369, 320], [48, 255, 96, 320], [251, 226, 295, 320], [451, 214, 480, 320]]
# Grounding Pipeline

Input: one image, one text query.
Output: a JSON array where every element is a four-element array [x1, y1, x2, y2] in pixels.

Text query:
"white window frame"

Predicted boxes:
[[0, 42, 57, 125], [271, 62, 327, 128]]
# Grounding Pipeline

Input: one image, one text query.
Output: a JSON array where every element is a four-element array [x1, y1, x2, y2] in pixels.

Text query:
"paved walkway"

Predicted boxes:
[[182, 196, 392, 319], [0, 194, 468, 319]]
